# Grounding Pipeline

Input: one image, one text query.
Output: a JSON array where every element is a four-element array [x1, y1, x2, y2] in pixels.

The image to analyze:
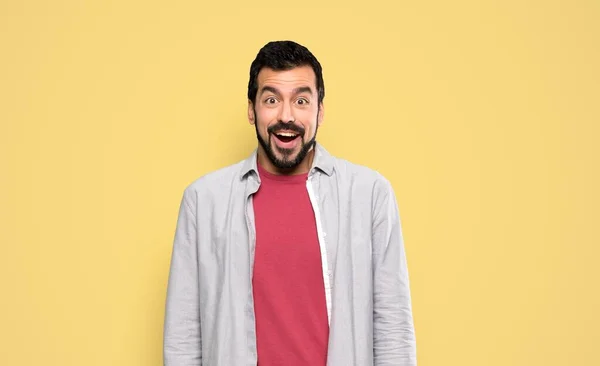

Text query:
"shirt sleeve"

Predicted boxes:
[[371, 176, 417, 365], [164, 188, 202, 365]]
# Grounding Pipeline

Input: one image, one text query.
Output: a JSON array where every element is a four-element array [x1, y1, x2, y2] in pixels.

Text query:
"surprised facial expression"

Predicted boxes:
[[249, 65, 324, 172]]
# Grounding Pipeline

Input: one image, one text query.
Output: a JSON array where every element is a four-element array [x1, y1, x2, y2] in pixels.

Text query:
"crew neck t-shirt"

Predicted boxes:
[[251, 163, 329, 366]]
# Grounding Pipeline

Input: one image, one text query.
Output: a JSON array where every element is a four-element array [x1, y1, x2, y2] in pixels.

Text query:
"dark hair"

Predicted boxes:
[[247, 40, 325, 105]]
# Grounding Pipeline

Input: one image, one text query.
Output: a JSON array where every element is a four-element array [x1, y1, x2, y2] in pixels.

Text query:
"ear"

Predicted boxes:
[[317, 102, 325, 126], [247, 100, 255, 125]]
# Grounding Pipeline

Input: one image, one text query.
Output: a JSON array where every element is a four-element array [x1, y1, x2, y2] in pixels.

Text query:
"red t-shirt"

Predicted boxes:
[[252, 163, 329, 366]]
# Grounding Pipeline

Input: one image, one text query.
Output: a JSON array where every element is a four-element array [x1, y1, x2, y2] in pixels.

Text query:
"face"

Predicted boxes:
[[248, 65, 324, 173]]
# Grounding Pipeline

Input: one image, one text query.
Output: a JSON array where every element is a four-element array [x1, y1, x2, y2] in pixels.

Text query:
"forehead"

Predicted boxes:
[[257, 65, 317, 91]]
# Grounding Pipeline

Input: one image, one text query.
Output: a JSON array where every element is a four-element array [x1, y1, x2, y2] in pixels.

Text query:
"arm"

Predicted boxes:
[[372, 177, 417, 365], [164, 188, 201, 365]]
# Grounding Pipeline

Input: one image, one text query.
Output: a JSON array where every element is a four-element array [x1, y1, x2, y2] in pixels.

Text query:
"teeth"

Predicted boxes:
[[277, 132, 297, 137]]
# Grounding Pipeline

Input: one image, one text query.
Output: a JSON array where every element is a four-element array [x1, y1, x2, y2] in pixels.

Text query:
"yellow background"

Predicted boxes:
[[1, 0, 598, 365]]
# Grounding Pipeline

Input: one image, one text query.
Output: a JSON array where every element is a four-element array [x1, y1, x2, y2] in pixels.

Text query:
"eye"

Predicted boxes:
[[297, 98, 309, 105], [265, 97, 277, 104]]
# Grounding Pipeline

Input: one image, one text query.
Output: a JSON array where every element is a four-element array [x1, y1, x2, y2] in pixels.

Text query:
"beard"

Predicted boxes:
[[254, 109, 318, 170]]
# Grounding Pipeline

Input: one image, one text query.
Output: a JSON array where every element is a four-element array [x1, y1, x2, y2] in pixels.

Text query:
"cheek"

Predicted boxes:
[[256, 110, 276, 128], [302, 110, 320, 131]]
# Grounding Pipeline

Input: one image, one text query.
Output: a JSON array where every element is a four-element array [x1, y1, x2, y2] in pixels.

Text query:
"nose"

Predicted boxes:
[[278, 100, 295, 123]]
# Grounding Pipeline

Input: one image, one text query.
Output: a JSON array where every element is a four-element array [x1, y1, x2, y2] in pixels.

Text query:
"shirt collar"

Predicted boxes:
[[240, 142, 334, 180]]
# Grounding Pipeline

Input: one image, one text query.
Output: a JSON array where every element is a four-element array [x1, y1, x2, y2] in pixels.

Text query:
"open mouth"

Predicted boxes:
[[273, 131, 300, 143]]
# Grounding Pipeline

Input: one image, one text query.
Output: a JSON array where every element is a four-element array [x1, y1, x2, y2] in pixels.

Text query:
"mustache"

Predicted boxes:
[[267, 122, 305, 136]]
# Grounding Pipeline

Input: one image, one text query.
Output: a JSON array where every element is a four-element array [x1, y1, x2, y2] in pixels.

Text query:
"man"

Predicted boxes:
[[164, 40, 416, 365]]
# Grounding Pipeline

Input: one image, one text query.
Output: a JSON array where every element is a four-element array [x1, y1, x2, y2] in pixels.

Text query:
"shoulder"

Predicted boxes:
[[181, 159, 246, 204], [332, 155, 393, 194], [329, 154, 398, 221], [330, 156, 397, 223]]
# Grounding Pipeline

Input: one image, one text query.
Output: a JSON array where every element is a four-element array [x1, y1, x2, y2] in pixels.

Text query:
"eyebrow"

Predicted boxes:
[[292, 86, 313, 96], [259, 86, 314, 98]]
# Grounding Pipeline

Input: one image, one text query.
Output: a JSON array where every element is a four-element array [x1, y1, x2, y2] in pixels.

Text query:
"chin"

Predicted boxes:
[[275, 152, 299, 164], [272, 142, 299, 155]]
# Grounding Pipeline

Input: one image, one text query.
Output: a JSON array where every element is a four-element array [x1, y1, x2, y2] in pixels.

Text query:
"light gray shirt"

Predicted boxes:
[[164, 143, 417, 365]]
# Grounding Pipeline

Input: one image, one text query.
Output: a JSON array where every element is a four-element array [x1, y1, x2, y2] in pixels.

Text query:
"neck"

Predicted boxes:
[[257, 146, 315, 176]]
